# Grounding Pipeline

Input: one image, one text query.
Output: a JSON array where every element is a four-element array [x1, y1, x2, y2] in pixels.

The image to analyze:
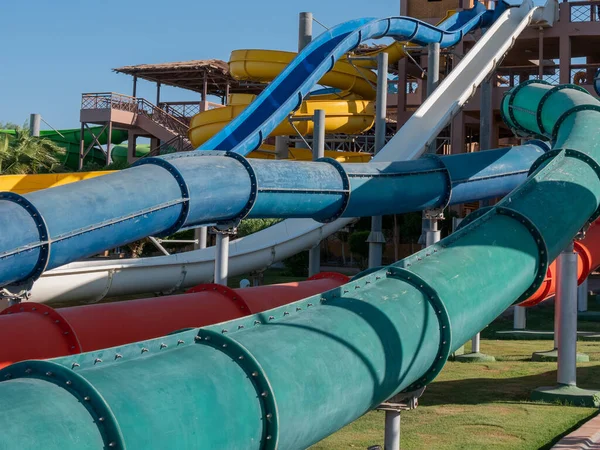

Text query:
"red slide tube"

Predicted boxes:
[[0, 272, 349, 369], [519, 219, 600, 307]]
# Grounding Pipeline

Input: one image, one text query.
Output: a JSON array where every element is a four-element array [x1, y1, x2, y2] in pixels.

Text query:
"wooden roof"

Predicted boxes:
[[113, 59, 263, 97]]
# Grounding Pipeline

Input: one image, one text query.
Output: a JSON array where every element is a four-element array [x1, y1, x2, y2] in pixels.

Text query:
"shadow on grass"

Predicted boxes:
[[423, 365, 600, 406]]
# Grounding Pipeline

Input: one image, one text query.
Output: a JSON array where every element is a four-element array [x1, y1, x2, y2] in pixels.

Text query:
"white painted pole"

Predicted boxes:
[[214, 232, 230, 286], [194, 227, 207, 250], [514, 306, 527, 330], [472, 333, 481, 353], [384, 410, 400, 450], [556, 243, 578, 386], [308, 110, 326, 277], [425, 218, 441, 247]]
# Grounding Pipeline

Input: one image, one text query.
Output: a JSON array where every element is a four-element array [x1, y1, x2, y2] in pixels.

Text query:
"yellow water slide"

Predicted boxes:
[[0, 172, 112, 194], [188, 11, 455, 152]]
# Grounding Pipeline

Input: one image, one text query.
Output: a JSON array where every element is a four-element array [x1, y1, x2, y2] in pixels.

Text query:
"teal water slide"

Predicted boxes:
[[1, 3, 591, 449], [0, 81, 596, 449]]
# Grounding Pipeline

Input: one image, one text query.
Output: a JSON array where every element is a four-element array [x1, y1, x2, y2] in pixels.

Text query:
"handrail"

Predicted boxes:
[[569, 1, 600, 22], [145, 135, 194, 158], [81, 92, 191, 138]]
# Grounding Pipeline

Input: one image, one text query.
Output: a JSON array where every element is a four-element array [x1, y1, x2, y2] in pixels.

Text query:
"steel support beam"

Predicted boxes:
[[308, 109, 325, 277], [29, 114, 41, 137], [368, 52, 389, 269], [214, 232, 230, 286]]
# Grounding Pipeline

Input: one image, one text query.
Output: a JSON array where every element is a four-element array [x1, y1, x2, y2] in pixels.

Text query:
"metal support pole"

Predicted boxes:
[[298, 12, 313, 52], [29, 114, 41, 137], [384, 410, 400, 450], [156, 82, 161, 106], [312, 109, 325, 160], [194, 227, 207, 250], [148, 237, 170, 256], [106, 121, 113, 165], [531, 241, 599, 406], [426, 42, 440, 154], [368, 52, 389, 269], [214, 232, 230, 286], [419, 42, 441, 246], [275, 136, 289, 160], [132, 75, 138, 98], [295, 12, 313, 150], [557, 242, 578, 386], [425, 218, 441, 247], [514, 305, 527, 330], [578, 277, 589, 312], [480, 77, 493, 152], [472, 333, 481, 353], [308, 110, 326, 277], [78, 122, 85, 171]]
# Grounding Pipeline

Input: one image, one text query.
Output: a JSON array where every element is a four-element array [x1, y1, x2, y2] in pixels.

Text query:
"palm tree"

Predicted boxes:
[[0, 129, 66, 174]]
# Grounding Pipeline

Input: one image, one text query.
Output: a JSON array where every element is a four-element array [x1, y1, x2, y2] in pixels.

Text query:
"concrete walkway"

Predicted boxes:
[[552, 415, 600, 449]]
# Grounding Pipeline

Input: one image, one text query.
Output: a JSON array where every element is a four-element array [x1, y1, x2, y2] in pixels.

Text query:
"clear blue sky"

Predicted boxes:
[[0, 0, 401, 130]]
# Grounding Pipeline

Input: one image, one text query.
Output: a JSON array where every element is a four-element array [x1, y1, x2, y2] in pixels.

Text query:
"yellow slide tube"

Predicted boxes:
[[188, 11, 455, 149]]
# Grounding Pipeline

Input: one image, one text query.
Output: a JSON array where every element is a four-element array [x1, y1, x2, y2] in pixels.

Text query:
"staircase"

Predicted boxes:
[[81, 93, 195, 154]]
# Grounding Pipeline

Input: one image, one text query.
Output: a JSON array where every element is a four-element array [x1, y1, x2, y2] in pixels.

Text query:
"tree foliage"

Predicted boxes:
[[237, 218, 281, 238], [0, 129, 66, 174], [0, 120, 27, 130], [349, 230, 370, 261]]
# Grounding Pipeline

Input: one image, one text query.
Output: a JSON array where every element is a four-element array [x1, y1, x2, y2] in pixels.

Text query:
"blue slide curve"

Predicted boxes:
[[199, 1, 498, 155], [0, 3, 506, 293]]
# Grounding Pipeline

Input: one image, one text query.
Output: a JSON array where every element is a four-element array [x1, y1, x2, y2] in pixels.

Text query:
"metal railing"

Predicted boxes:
[[495, 65, 560, 87], [159, 102, 202, 119], [146, 135, 195, 158], [81, 92, 190, 138], [159, 101, 225, 120], [570, 1, 600, 22]]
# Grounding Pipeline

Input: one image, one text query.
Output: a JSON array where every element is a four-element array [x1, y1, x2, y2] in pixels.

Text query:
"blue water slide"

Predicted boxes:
[[198, 1, 502, 155], [0, 141, 547, 290]]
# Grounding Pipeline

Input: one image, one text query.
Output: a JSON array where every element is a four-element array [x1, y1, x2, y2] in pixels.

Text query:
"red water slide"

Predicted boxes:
[[519, 219, 600, 307], [0, 272, 348, 369], [6, 216, 596, 369]]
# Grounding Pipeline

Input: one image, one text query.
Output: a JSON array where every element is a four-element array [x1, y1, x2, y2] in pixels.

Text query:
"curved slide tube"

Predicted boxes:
[[20, 142, 547, 304], [189, 11, 457, 147], [0, 3, 493, 292], [0, 171, 111, 195], [0, 82, 597, 449], [22, 1, 540, 301], [190, 91, 375, 147], [199, 2, 491, 154], [0, 127, 128, 170], [21, 1, 541, 304], [0, 273, 348, 369], [519, 220, 600, 307]]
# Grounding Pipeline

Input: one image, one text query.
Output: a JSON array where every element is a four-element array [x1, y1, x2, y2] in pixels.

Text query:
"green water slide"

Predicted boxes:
[[0, 82, 599, 449], [0, 127, 129, 169]]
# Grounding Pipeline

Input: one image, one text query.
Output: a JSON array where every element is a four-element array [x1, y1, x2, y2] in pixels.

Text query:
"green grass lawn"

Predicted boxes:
[[312, 339, 600, 450]]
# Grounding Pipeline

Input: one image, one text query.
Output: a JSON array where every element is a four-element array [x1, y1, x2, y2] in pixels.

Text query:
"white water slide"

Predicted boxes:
[[29, 0, 555, 304]]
